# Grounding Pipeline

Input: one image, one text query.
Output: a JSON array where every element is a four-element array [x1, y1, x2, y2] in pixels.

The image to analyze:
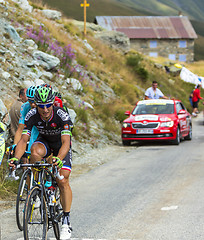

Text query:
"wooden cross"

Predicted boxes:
[[80, 0, 90, 36]]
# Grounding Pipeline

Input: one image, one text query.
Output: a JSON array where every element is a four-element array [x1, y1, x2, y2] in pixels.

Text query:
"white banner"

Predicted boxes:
[[180, 67, 203, 88]]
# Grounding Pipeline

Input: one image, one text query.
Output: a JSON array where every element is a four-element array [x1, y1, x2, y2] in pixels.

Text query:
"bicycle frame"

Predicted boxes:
[[20, 162, 63, 226], [19, 168, 34, 197]]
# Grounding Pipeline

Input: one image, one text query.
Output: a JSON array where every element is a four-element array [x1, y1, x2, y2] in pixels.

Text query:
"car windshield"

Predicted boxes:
[[132, 103, 174, 115]]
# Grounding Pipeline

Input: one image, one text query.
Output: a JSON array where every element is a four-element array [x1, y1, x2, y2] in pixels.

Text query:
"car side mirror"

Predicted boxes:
[[125, 110, 130, 116], [178, 109, 186, 115]]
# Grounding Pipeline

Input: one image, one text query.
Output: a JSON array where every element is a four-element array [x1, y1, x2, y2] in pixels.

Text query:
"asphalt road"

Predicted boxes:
[[1, 114, 204, 240]]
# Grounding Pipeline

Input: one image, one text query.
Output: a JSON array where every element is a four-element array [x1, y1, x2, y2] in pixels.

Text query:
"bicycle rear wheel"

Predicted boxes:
[[23, 186, 48, 240], [16, 168, 31, 231]]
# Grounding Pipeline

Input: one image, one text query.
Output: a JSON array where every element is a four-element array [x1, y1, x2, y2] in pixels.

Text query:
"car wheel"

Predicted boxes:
[[122, 140, 131, 146], [172, 127, 180, 145], [184, 125, 192, 140]]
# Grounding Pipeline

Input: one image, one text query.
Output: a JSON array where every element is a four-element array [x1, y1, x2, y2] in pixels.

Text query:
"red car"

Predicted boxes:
[[121, 99, 192, 146]]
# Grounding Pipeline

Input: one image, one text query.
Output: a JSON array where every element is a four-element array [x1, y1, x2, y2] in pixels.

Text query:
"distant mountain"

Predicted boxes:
[[30, 0, 204, 60], [114, 0, 204, 21], [114, 0, 180, 17], [32, 0, 204, 22], [31, 0, 174, 22], [170, 0, 204, 21], [31, 0, 148, 22]]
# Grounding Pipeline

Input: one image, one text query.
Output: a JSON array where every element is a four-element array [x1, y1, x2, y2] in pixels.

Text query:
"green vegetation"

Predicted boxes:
[[30, 0, 147, 22], [31, 0, 204, 22], [169, 0, 204, 21], [126, 54, 148, 81], [30, 0, 204, 61], [0, 161, 18, 200]]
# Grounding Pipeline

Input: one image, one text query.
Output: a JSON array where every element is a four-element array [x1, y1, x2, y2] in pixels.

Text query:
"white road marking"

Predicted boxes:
[[161, 205, 178, 211]]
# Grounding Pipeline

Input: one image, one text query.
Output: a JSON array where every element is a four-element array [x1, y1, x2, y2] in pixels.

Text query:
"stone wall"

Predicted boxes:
[[130, 39, 195, 62]]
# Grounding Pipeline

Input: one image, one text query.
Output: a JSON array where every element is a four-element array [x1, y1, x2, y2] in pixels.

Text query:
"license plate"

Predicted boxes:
[[136, 129, 154, 134]]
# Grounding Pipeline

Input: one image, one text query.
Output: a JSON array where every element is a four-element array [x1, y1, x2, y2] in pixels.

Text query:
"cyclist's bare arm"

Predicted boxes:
[[14, 134, 30, 160], [55, 135, 70, 162], [14, 123, 24, 144]]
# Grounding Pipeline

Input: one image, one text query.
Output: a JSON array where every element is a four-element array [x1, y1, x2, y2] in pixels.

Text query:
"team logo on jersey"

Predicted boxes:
[[25, 108, 37, 121], [64, 124, 69, 130], [57, 109, 69, 121], [51, 123, 57, 128]]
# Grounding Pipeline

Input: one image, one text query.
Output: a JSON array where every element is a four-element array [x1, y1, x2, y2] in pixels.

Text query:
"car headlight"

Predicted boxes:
[[160, 121, 174, 128], [122, 123, 131, 128]]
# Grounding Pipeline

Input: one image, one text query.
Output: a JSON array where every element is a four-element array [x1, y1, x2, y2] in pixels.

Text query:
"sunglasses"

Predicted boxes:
[[37, 103, 53, 109]]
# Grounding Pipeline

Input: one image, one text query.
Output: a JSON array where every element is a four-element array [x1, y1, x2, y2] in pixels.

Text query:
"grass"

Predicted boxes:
[[194, 35, 204, 61], [30, 0, 204, 22], [30, 0, 204, 61], [30, 0, 142, 22], [186, 60, 204, 76], [0, 159, 18, 200]]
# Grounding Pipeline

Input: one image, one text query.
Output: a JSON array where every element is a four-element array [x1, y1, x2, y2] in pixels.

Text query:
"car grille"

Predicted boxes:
[[132, 122, 159, 129], [122, 133, 173, 139]]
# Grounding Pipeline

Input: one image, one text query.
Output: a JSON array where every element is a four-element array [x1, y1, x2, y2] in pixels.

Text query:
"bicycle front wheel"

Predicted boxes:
[[50, 205, 60, 240], [16, 168, 31, 231], [51, 186, 62, 240], [23, 186, 48, 240]]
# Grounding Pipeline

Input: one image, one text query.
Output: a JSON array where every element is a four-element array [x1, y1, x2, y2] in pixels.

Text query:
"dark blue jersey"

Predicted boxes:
[[23, 106, 73, 148]]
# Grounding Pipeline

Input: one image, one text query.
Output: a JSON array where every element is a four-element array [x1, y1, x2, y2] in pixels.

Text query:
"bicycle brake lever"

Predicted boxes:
[[54, 166, 64, 180]]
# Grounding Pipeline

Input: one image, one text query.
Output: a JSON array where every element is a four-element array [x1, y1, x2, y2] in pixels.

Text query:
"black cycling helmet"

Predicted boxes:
[[34, 87, 55, 104], [41, 83, 52, 90], [54, 91, 62, 99]]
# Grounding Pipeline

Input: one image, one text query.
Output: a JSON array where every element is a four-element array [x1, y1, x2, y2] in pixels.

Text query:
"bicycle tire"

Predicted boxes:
[[50, 205, 60, 240], [16, 168, 31, 231], [49, 185, 61, 240], [23, 186, 48, 240]]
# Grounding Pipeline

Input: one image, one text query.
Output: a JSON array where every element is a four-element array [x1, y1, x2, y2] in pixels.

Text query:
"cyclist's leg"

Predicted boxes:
[[56, 148, 72, 213], [57, 169, 72, 212], [30, 137, 51, 163], [56, 148, 72, 238], [30, 138, 51, 184]]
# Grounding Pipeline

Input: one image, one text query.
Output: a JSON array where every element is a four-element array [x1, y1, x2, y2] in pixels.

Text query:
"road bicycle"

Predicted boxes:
[[18, 161, 64, 240]]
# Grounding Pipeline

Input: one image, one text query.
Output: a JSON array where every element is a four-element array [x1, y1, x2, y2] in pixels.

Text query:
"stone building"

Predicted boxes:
[[95, 16, 197, 62]]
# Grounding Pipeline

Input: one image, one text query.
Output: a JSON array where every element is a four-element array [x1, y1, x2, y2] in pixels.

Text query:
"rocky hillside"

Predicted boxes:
[[0, 0, 131, 154], [0, 0, 200, 160]]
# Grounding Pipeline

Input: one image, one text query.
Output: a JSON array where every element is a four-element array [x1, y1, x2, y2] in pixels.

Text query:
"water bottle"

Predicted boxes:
[[48, 186, 56, 206], [45, 167, 52, 188]]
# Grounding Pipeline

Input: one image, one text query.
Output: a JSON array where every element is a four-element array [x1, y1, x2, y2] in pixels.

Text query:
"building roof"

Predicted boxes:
[[95, 16, 197, 39]]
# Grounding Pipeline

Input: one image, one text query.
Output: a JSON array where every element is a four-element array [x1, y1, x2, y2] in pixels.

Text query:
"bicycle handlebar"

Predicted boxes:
[[8, 162, 64, 181]]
